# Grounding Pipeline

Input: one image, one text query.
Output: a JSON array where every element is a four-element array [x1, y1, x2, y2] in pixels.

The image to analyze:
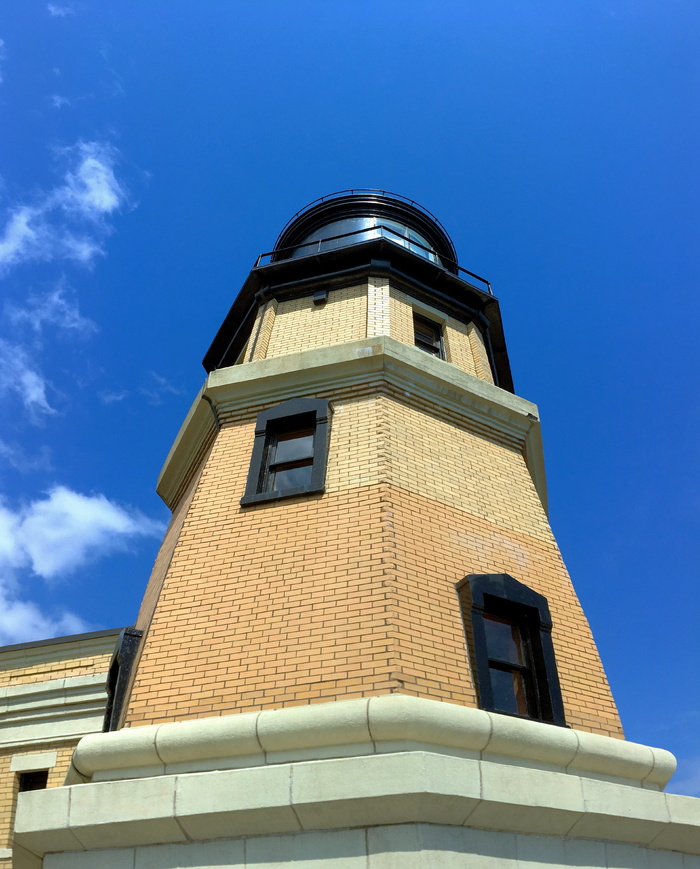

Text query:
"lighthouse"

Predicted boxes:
[[14, 191, 700, 868]]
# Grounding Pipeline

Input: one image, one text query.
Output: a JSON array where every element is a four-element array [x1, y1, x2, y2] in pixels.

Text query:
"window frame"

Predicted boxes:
[[413, 312, 445, 359], [103, 627, 143, 732], [240, 398, 331, 506], [457, 573, 566, 726]]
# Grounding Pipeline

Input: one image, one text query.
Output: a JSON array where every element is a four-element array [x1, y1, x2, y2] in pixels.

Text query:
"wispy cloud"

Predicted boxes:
[[0, 439, 52, 474], [0, 39, 6, 85], [8, 284, 97, 335], [98, 389, 129, 405], [0, 485, 165, 580], [50, 94, 70, 109], [0, 140, 126, 273], [0, 340, 56, 419], [140, 371, 182, 405], [47, 4, 74, 16]]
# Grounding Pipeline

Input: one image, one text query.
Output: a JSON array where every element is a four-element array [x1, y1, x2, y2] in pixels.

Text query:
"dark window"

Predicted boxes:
[[241, 398, 331, 506], [457, 573, 566, 726], [264, 425, 315, 491], [19, 770, 48, 792], [103, 627, 143, 732], [413, 313, 444, 358]]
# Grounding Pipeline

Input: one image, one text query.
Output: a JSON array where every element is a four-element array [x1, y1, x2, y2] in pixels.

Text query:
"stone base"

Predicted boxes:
[[27, 824, 698, 869], [13, 696, 700, 868]]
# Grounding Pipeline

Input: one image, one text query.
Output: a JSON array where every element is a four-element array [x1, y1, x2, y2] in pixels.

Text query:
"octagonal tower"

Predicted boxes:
[[16, 192, 698, 869]]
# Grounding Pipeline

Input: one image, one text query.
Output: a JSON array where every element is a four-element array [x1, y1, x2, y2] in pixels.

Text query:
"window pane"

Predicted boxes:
[[272, 463, 313, 491], [413, 315, 442, 356], [414, 321, 439, 344], [483, 615, 524, 665], [489, 667, 528, 716], [274, 430, 314, 464]]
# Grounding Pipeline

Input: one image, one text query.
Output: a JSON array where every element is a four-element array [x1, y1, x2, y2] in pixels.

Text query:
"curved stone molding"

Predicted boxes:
[[69, 694, 676, 789]]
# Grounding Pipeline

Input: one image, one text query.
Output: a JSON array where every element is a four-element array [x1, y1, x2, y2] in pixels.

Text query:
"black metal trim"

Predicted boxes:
[[202, 238, 514, 393], [456, 573, 566, 727], [240, 398, 331, 507], [102, 627, 143, 732], [272, 190, 458, 270]]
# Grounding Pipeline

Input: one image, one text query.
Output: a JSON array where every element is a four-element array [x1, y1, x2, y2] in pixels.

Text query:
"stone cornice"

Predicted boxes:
[[69, 695, 672, 788], [0, 631, 119, 671], [157, 338, 547, 512], [0, 673, 108, 748]]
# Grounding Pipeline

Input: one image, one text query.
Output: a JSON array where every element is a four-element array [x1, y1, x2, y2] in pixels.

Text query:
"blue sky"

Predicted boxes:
[[0, 2, 698, 794]]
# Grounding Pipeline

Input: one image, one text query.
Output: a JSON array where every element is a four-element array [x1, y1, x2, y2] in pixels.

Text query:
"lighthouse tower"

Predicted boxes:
[[15, 192, 700, 868]]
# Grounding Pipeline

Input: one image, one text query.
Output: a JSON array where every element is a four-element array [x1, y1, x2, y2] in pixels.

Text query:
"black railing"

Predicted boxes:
[[275, 188, 455, 250], [255, 224, 493, 295]]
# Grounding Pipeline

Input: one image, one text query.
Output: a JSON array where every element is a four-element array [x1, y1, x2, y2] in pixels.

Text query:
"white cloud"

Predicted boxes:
[[47, 4, 74, 16], [0, 207, 37, 265], [0, 486, 164, 579], [0, 486, 164, 644], [56, 142, 124, 216], [8, 285, 97, 335], [0, 141, 126, 273], [0, 340, 56, 419], [50, 94, 70, 109], [0, 589, 88, 646]]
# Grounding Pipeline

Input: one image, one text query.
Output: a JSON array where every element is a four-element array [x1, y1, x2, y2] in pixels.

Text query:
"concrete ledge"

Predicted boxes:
[[70, 695, 675, 788], [15, 751, 700, 861], [157, 336, 548, 512], [0, 673, 108, 747]]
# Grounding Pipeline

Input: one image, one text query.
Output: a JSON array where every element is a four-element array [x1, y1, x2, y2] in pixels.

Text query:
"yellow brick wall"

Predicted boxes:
[[265, 284, 367, 358], [0, 743, 76, 856], [388, 287, 415, 346], [245, 299, 278, 363], [385, 486, 621, 736], [442, 317, 477, 377], [366, 275, 391, 338], [0, 642, 114, 859], [247, 282, 495, 387], [125, 387, 621, 737], [468, 321, 495, 384], [389, 287, 494, 383]]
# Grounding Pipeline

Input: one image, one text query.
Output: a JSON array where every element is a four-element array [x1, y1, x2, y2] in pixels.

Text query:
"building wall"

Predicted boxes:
[[125, 385, 621, 737], [0, 630, 118, 863], [241, 279, 496, 385], [265, 285, 368, 359]]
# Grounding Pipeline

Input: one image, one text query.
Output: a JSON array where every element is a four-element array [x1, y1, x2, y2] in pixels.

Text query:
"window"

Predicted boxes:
[[241, 398, 331, 506], [413, 313, 444, 358], [19, 770, 48, 792], [103, 627, 143, 732], [457, 573, 566, 726]]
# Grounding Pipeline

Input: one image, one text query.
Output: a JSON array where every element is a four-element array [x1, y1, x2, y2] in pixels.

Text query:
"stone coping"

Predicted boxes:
[[68, 694, 675, 789], [15, 750, 700, 863], [157, 336, 547, 512]]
